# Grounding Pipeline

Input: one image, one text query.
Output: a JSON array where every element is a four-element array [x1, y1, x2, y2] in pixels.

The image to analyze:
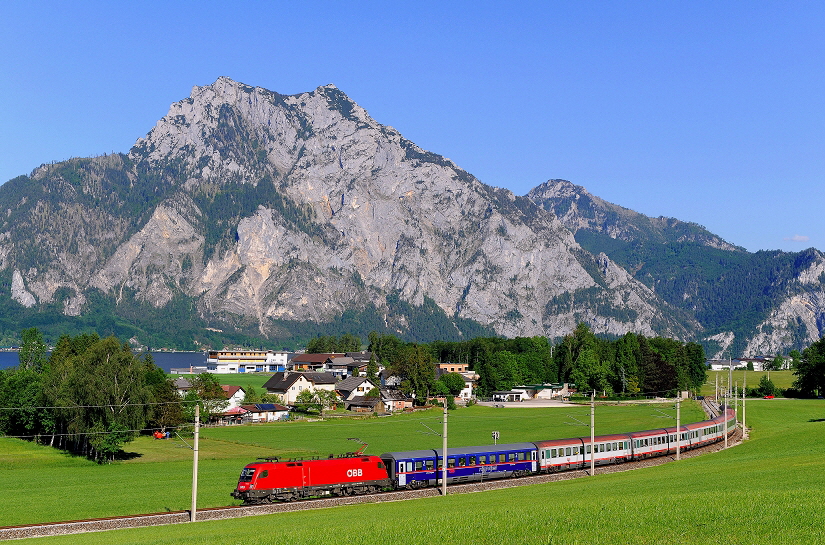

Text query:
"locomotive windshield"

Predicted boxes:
[[239, 467, 256, 482]]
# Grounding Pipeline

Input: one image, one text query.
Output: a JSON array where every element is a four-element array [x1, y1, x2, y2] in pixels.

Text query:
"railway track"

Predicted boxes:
[[0, 425, 742, 541]]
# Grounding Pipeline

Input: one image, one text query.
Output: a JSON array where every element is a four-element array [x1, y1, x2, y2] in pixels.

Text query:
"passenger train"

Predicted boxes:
[[231, 407, 736, 504]]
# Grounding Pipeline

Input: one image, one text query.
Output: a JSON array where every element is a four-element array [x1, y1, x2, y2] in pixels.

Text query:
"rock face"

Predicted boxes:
[[0, 77, 823, 353]]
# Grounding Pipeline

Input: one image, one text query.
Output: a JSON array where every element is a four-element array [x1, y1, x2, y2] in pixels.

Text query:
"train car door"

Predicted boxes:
[[397, 461, 407, 487]]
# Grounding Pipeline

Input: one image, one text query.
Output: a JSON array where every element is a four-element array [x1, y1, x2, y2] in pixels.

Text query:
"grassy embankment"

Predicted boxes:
[[0, 402, 702, 527], [5, 399, 824, 544]]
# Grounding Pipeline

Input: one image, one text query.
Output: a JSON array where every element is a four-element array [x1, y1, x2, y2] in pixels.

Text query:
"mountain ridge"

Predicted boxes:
[[1, 77, 823, 355]]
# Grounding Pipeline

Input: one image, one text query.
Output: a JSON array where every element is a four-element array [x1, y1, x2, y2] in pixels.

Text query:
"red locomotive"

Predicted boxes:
[[231, 453, 391, 503]]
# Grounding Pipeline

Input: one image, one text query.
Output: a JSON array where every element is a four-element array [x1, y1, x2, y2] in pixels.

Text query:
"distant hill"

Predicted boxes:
[[528, 180, 825, 356]]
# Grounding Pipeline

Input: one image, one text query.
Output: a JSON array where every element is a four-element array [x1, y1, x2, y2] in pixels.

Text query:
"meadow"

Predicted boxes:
[[8, 399, 825, 545], [700, 369, 796, 396], [6, 398, 823, 544], [0, 402, 703, 528]]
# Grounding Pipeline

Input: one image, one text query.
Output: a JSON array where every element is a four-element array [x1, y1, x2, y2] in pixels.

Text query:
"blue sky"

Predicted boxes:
[[2, 1, 823, 253]]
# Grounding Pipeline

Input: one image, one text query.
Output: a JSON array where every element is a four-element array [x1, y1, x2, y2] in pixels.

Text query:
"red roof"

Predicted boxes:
[[221, 385, 243, 398]]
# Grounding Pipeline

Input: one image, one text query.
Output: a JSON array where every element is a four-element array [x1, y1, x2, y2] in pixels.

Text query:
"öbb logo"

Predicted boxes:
[[346, 468, 363, 478]]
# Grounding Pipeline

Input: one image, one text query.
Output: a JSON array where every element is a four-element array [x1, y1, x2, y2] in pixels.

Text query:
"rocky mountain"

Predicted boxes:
[[1, 77, 823, 355], [528, 180, 825, 357]]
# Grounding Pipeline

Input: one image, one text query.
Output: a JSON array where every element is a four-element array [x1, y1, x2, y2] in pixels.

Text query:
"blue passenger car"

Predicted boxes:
[[381, 443, 537, 489]]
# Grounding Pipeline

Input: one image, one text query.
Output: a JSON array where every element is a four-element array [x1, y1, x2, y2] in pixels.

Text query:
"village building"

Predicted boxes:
[[239, 403, 290, 423], [436, 362, 479, 400], [206, 350, 291, 373], [262, 371, 338, 405]]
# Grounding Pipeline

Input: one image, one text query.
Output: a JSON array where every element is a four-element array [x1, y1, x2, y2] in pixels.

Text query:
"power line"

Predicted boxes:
[[2, 425, 189, 440], [0, 400, 199, 411]]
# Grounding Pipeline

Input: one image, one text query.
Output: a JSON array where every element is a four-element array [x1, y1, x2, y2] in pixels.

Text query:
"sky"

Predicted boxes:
[[1, 1, 823, 253]]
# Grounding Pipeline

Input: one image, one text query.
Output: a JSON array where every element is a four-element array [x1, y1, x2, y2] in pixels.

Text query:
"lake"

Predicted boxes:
[[0, 351, 206, 373]]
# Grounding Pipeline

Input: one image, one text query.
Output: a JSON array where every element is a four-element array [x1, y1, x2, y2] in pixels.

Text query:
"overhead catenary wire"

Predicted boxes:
[[0, 400, 200, 410]]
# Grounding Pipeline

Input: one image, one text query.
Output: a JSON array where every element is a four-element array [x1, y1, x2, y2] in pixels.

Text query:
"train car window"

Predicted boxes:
[[458, 457, 466, 466], [259, 470, 268, 478], [239, 468, 255, 482], [415, 461, 423, 471], [406, 462, 414, 472], [606, 443, 612, 452], [517, 452, 525, 461], [585, 445, 591, 454], [469, 456, 476, 465], [448, 458, 456, 468], [378, 462, 385, 469], [565, 447, 571, 456], [426, 460, 434, 470], [551, 449, 557, 458], [571, 447, 577, 456]]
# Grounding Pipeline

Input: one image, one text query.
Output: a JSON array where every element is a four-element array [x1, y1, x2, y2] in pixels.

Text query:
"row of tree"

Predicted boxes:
[[364, 324, 708, 401], [0, 329, 193, 462]]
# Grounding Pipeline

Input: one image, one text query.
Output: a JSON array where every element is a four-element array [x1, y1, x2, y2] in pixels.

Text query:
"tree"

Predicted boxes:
[[366, 354, 378, 381], [391, 344, 435, 403], [242, 384, 262, 404], [316, 389, 340, 412], [756, 375, 779, 398], [294, 388, 322, 413], [143, 355, 184, 431], [19, 327, 47, 372], [42, 336, 154, 461], [186, 373, 229, 421], [794, 337, 825, 397], [789, 350, 802, 370], [439, 372, 466, 396]]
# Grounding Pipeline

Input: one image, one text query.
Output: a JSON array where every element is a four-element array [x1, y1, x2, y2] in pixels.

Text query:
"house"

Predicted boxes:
[[206, 350, 291, 373], [262, 371, 339, 405], [290, 353, 344, 372], [239, 403, 290, 423], [324, 356, 359, 379], [491, 390, 528, 402], [379, 369, 403, 389], [345, 396, 381, 413], [380, 388, 413, 413], [436, 362, 470, 374], [221, 385, 246, 410], [708, 359, 749, 371], [336, 376, 379, 401], [173, 377, 193, 396], [436, 363, 478, 400]]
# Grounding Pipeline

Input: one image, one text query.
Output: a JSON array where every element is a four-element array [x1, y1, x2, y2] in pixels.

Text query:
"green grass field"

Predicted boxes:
[[168, 373, 273, 390], [0, 403, 700, 527], [700, 369, 796, 396], [4, 399, 825, 544]]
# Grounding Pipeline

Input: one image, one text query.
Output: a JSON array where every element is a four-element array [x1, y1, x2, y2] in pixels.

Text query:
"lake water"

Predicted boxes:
[[0, 351, 206, 373]]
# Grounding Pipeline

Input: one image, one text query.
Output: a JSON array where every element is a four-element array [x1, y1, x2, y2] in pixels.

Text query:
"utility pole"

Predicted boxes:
[[742, 370, 747, 438], [590, 391, 595, 476], [715, 374, 718, 402], [734, 381, 738, 414], [676, 398, 681, 461], [724, 385, 728, 449], [191, 404, 200, 522], [441, 405, 448, 496]]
